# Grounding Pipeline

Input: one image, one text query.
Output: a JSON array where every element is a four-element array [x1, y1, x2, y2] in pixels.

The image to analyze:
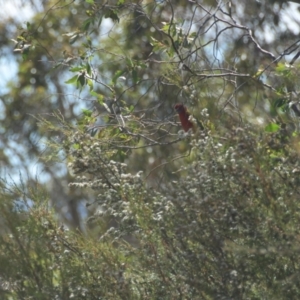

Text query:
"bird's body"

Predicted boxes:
[[174, 104, 195, 132], [174, 103, 204, 132]]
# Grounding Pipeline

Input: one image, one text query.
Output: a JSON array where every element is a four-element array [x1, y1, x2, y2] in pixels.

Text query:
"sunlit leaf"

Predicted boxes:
[[65, 75, 78, 84], [82, 109, 93, 117], [70, 66, 85, 72], [87, 79, 93, 90], [265, 123, 280, 133]]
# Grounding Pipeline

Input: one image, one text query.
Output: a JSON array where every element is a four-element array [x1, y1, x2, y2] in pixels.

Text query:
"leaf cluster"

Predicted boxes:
[[1, 122, 297, 298]]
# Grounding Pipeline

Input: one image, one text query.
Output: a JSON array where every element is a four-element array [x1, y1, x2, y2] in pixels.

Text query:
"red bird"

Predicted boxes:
[[174, 104, 204, 132], [174, 103, 194, 132], [174, 103, 204, 132]]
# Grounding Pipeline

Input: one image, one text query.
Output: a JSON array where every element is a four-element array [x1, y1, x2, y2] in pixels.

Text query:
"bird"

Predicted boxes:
[[174, 103, 204, 132]]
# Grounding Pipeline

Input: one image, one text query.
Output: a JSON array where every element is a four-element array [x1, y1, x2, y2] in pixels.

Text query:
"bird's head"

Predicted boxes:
[[174, 103, 186, 114]]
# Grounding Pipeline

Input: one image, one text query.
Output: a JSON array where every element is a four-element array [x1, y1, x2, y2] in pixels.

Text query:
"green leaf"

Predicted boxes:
[[104, 9, 120, 23], [90, 90, 100, 98], [85, 0, 94, 3], [132, 69, 138, 84], [125, 57, 134, 68], [265, 123, 280, 133], [162, 23, 170, 33], [171, 25, 177, 37], [81, 18, 94, 31], [17, 36, 26, 41], [253, 68, 264, 79], [273, 98, 286, 109], [86, 36, 92, 47], [65, 75, 78, 84], [69, 66, 85, 72], [167, 47, 175, 57], [112, 70, 126, 84], [137, 62, 147, 69], [87, 79, 94, 90], [90, 91, 105, 103], [150, 37, 167, 52], [275, 62, 292, 77], [22, 52, 29, 60], [77, 73, 86, 87], [82, 109, 92, 117], [97, 15, 103, 27], [86, 63, 91, 76], [73, 143, 80, 150]]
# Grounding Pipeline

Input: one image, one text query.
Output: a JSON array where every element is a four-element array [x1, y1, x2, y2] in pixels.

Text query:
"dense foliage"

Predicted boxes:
[[1, 0, 300, 298]]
